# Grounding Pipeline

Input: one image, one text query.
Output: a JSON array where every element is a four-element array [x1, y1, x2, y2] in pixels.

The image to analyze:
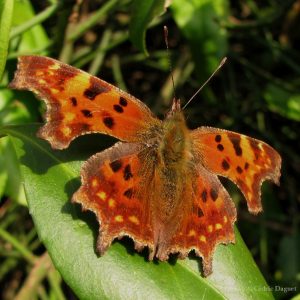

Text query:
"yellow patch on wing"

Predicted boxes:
[[128, 215, 139, 225], [114, 215, 123, 222]]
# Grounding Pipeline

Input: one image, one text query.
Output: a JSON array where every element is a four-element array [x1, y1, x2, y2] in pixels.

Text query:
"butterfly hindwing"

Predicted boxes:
[[153, 163, 236, 276], [72, 142, 156, 254]]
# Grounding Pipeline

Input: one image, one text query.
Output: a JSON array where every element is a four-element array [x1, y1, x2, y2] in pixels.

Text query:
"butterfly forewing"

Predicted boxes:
[[9, 56, 160, 149], [190, 127, 281, 213]]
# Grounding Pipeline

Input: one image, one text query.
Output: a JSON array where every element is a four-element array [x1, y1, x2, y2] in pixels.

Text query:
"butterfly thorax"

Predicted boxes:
[[158, 110, 192, 169]]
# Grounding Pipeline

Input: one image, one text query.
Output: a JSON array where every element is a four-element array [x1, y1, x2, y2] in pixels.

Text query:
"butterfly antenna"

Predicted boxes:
[[164, 26, 177, 101], [182, 57, 227, 110]]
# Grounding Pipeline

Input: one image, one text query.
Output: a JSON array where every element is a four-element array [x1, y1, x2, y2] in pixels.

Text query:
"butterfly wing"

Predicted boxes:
[[190, 127, 281, 213], [153, 163, 236, 276], [72, 142, 155, 255], [9, 56, 160, 149]]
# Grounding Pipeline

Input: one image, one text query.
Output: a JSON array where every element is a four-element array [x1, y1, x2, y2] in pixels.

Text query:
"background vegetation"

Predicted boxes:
[[0, 0, 299, 299]]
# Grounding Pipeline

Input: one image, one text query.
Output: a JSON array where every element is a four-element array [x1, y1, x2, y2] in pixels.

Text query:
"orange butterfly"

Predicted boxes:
[[9, 56, 281, 276]]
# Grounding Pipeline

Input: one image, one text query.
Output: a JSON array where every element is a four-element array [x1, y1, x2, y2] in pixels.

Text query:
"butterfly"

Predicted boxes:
[[9, 55, 281, 276]]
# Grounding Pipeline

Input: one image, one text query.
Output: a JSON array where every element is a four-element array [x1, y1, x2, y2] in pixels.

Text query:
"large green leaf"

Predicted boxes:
[[129, 0, 166, 55], [0, 137, 26, 205], [10, 0, 49, 53], [0, 0, 50, 202], [1, 124, 274, 299], [0, 0, 14, 80], [171, 0, 229, 82], [264, 84, 300, 122]]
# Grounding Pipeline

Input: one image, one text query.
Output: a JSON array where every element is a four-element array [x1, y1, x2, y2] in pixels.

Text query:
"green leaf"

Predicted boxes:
[[171, 0, 229, 81], [129, 0, 166, 55], [0, 143, 8, 196], [1, 124, 274, 300], [0, 93, 31, 125], [0, 0, 14, 80], [0, 0, 50, 202], [0, 137, 26, 205], [264, 84, 300, 121], [10, 0, 49, 54]]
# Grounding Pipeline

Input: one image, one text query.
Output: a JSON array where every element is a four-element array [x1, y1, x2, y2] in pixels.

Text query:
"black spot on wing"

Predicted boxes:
[[217, 144, 224, 151], [210, 188, 218, 201], [119, 97, 128, 107], [110, 160, 122, 172], [201, 189, 207, 202], [103, 115, 114, 129], [215, 135, 221, 143], [84, 77, 109, 100], [70, 97, 77, 106], [228, 134, 242, 156], [123, 188, 133, 199], [249, 139, 261, 161], [236, 166, 243, 174], [123, 164, 133, 180], [81, 109, 93, 118], [113, 104, 124, 113], [222, 159, 230, 170], [197, 207, 204, 218]]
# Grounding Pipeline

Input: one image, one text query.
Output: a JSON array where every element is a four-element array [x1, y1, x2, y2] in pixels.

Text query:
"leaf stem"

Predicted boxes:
[[88, 29, 112, 75], [0, 227, 36, 264], [15, 253, 53, 300], [112, 54, 127, 91], [0, 0, 14, 80], [10, 2, 60, 39], [67, 0, 118, 42]]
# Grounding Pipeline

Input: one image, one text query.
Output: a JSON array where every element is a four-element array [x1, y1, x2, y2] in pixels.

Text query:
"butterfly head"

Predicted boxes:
[[164, 98, 186, 137], [166, 98, 182, 118]]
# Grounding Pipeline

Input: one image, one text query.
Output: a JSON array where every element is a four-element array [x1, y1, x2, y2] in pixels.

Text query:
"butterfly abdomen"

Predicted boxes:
[[152, 111, 194, 223]]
